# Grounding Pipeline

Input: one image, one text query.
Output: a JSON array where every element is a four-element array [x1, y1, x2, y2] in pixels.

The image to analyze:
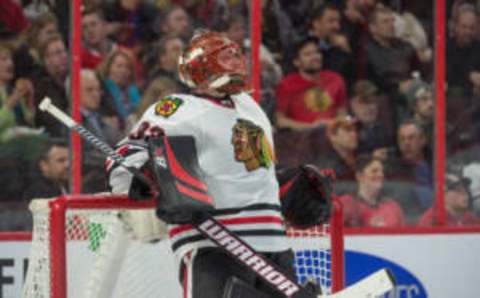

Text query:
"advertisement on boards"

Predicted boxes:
[[346, 250, 427, 298], [346, 233, 480, 298], [0, 242, 29, 298]]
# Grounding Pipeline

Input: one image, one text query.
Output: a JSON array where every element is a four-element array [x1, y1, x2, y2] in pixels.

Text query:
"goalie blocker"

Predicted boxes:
[[277, 165, 334, 228], [106, 136, 215, 224]]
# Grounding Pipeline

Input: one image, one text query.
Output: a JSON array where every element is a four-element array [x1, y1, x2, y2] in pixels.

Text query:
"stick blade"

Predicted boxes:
[[320, 268, 396, 298]]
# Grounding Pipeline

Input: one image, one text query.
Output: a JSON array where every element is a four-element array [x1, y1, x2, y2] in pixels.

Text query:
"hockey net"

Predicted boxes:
[[23, 194, 344, 298]]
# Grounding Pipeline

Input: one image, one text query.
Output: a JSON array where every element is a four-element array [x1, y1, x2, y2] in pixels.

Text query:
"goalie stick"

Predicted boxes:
[[320, 268, 394, 298], [39, 97, 395, 298]]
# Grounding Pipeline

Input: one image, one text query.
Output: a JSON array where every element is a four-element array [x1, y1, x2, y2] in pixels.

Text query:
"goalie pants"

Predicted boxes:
[[180, 247, 296, 298]]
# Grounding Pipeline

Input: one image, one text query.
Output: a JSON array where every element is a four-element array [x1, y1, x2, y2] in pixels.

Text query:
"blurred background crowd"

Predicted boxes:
[[0, 0, 480, 231]]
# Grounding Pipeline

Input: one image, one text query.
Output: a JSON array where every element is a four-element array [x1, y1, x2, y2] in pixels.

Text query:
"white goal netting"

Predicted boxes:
[[23, 194, 344, 298]]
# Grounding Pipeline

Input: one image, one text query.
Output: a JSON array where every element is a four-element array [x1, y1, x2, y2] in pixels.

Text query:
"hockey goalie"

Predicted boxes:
[[106, 30, 334, 298]]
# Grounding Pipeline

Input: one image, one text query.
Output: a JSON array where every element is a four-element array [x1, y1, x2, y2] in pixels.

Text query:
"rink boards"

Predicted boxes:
[[0, 232, 479, 298]]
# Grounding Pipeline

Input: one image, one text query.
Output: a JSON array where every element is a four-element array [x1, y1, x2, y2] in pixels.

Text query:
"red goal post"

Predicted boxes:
[[23, 194, 344, 298]]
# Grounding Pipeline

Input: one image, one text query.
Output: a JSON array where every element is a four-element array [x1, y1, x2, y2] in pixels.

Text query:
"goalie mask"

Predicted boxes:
[[178, 31, 248, 95]]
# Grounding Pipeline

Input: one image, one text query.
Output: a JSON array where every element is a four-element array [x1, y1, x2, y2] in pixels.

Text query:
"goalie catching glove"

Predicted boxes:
[[106, 136, 215, 224], [277, 165, 334, 228]]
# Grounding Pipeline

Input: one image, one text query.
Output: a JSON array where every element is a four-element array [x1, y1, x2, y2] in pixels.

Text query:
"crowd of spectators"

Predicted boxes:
[[0, 0, 479, 231]]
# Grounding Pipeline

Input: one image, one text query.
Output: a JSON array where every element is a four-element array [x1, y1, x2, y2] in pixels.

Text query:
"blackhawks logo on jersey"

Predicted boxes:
[[155, 96, 183, 117], [231, 119, 276, 172], [304, 87, 332, 112]]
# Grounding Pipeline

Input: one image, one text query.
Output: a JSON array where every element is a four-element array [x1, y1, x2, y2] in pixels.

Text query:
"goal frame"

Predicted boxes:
[[35, 194, 344, 298]]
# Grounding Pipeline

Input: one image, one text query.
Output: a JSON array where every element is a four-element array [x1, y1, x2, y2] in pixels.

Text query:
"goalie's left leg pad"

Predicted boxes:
[[182, 248, 298, 298], [182, 248, 257, 298], [223, 276, 271, 298]]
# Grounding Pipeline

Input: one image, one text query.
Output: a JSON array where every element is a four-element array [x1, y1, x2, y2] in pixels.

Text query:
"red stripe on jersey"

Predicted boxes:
[[175, 182, 214, 205], [164, 138, 209, 192], [169, 216, 284, 238]]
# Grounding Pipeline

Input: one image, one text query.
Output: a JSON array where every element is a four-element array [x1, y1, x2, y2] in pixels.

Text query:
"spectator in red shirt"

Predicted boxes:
[[418, 171, 480, 226], [338, 154, 406, 227], [275, 36, 347, 131]]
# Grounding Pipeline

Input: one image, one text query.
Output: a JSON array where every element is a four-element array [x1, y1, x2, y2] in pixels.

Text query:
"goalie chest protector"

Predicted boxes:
[[137, 93, 289, 262]]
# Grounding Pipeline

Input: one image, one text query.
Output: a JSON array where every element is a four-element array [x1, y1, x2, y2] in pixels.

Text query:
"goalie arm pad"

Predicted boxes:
[[276, 165, 334, 228]]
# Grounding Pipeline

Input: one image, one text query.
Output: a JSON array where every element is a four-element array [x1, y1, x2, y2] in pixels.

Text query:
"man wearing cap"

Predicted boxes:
[[313, 115, 358, 194], [418, 171, 480, 226], [275, 37, 347, 131], [349, 80, 395, 156]]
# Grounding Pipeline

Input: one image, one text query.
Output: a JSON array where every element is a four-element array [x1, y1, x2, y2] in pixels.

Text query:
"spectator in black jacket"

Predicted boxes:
[[384, 120, 433, 224], [102, 0, 159, 48], [155, 5, 192, 42], [146, 34, 186, 89], [447, 3, 480, 98], [349, 80, 395, 156], [80, 69, 122, 192], [404, 80, 434, 150], [308, 3, 356, 89], [33, 34, 69, 137], [22, 139, 69, 201], [366, 5, 421, 125]]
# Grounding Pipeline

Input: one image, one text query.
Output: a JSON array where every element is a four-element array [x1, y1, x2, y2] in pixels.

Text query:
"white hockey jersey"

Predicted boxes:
[[123, 92, 289, 263]]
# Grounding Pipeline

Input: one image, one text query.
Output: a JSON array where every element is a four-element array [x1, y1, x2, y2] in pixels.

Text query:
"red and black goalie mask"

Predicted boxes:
[[178, 31, 248, 95]]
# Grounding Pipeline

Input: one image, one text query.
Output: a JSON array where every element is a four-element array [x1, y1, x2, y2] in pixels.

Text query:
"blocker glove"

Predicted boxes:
[[277, 165, 335, 228]]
